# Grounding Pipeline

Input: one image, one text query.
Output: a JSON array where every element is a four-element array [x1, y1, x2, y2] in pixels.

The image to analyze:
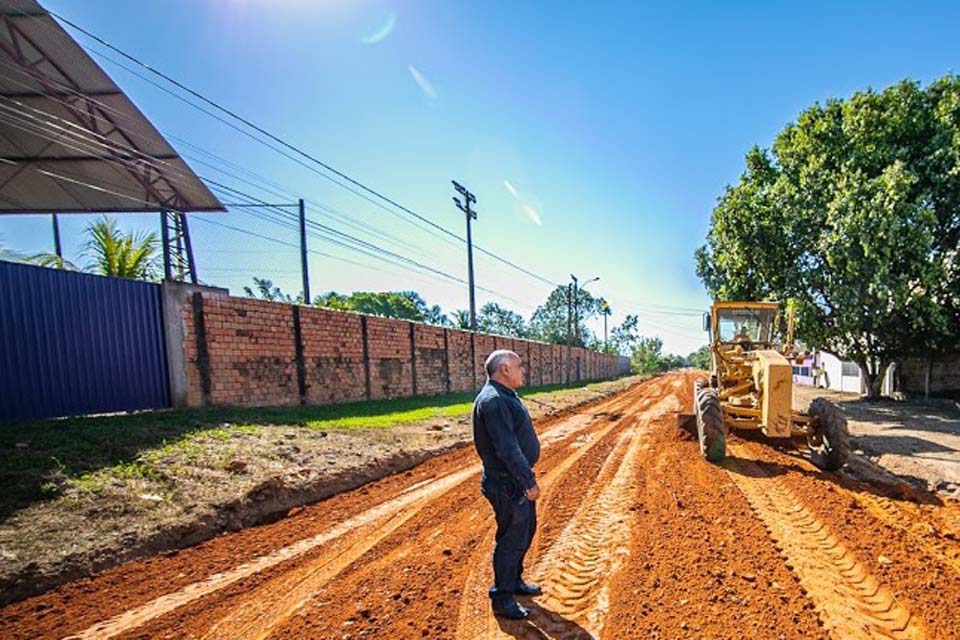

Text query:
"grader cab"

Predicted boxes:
[[691, 301, 849, 471]]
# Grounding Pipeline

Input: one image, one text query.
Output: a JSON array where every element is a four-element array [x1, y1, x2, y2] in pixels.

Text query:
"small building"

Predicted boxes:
[[792, 352, 894, 396]]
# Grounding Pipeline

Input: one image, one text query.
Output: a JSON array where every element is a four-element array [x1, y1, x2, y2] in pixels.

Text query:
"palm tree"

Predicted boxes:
[[243, 277, 295, 302], [83, 216, 159, 280], [0, 237, 77, 270], [0, 237, 24, 263], [26, 253, 78, 270], [449, 309, 472, 330]]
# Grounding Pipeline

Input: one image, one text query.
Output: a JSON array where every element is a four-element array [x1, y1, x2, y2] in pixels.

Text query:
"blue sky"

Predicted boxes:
[[2, 0, 958, 354]]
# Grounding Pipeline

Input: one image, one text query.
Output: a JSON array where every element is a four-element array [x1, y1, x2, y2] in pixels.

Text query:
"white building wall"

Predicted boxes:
[[780, 351, 895, 396], [812, 352, 893, 395]]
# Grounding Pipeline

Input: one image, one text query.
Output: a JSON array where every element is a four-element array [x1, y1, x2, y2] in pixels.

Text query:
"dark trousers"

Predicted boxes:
[[480, 473, 537, 607]]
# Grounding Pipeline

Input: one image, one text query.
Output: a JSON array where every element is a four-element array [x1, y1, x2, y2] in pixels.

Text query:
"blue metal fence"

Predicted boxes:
[[0, 261, 169, 422]]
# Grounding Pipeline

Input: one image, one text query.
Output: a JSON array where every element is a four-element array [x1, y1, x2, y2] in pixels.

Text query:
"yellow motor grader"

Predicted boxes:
[[691, 301, 849, 470]]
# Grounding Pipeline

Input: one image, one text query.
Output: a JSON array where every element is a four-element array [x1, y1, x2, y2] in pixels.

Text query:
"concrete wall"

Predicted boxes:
[[170, 291, 631, 408], [899, 353, 960, 396]]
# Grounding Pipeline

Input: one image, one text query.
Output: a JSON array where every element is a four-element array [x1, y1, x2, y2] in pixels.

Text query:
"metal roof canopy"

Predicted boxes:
[[0, 0, 223, 214]]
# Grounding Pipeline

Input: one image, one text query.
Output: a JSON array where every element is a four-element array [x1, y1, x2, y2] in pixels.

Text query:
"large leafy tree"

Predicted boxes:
[[528, 285, 599, 346], [477, 302, 527, 337], [313, 290, 446, 324], [83, 216, 159, 280], [687, 345, 712, 370], [696, 75, 960, 399], [608, 314, 640, 355], [313, 290, 418, 320], [630, 336, 663, 374]]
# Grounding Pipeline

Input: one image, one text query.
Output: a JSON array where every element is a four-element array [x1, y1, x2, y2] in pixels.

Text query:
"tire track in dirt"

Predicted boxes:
[[603, 375, 828, 640], [456, 387, 679, 639], [82, 382, 653, 640], [525, 395, 678, 638], [61, 387, 645, 640], [726, 445, 928, 640], [64, 467, 477, 640], [272, 384, 662, 640], [201, 388, 650, 640], [841, 488, 960, 576]]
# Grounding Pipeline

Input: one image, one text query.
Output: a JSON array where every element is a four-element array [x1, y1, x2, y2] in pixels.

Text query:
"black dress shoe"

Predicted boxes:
[[493, 602, 530, 620], [514, 582, 542, 596]]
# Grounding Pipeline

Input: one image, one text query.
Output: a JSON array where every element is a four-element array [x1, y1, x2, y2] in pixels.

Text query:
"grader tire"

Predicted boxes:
[[808, 397, 850, 471], [696, 386, 726, 463]]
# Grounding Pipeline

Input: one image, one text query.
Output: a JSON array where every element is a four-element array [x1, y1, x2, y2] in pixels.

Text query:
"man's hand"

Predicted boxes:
[[524, 484, 541, 501]]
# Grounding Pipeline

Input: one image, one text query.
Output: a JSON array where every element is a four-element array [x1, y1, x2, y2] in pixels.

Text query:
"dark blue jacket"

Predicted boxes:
[[472, 379, 540, 489]]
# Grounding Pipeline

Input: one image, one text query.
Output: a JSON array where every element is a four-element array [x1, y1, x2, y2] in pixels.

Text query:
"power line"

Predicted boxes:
[[206, 182, 533, 308], [0, 53, 473, 275], [0, 98, 491, 300], [43, 9, 565, 288], [5, 9, 701, 318]]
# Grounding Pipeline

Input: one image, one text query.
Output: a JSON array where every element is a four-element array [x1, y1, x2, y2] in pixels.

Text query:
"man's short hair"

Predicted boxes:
[[485, 349, 518, 377]]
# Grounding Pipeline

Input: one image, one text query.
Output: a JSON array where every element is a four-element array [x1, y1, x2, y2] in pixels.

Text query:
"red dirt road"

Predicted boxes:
[[3, 372, 960, 639]]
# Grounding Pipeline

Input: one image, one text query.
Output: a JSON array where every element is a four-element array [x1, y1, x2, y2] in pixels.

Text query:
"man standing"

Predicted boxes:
[[473, 349, 542, 620]]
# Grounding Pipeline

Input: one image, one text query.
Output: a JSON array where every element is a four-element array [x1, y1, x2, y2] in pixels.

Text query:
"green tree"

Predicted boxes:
[[0, 239, 30, 265], [630, 336, 663, 374], [608, 314, 640, 355], [687, 345, 712, 370], [449, 309, 472, 330], [83, 216, 159, 280], [313, 291, 351, 309], [477, 302, 527, 337], [244, 277, 295, 302], [313, 290, 422, 320], [696, 75, 960, 399], [423, 304, 448, 326], [658, 353, 687, 371], [528, 285, 599, 346], [312, 290, 451, 324]]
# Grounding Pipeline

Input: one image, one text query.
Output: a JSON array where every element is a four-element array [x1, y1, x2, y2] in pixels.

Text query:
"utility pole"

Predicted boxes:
[[180, 213, 198, 284], [51, 214, 62, 261], [452, 180, 478, 331], [570, 274, 578, 346], [571, 274, 599, 345], [566, 281, 573, 384], [160, 210, 172, 281], [159, 210, 198, 283], [298, 198, 310, 304], [601, 298, 611, 349]]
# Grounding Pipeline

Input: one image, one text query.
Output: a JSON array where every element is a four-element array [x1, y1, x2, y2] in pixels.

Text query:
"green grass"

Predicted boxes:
[[0, 378, 612, 518]]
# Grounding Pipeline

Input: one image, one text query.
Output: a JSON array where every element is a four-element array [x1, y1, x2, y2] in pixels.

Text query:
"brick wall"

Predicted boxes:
[[182, 295, 298, 406], [365, 316, 412, 399], [474, 334, 496, 386], [414, 324, 447, 396], [447, 330, 475, 392], [299, 306, 366, 404], [176, 292, 630, 408]]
